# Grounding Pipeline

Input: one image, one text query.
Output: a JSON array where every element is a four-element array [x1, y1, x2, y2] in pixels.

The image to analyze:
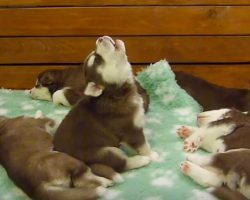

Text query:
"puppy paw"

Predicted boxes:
[[96, 186, 108, 196], [177, 126, 196, 139], [112, 173, 124, 183], [149, 151, 160, 162], [180, 161, 190, 175], [183, 135, 202, 153], [125, 155, 151, 170], [97, 177, 114, 187]]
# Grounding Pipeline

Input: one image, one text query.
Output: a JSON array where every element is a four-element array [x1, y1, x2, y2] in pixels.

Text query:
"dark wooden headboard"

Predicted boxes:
[[0, 0, 249, 89]]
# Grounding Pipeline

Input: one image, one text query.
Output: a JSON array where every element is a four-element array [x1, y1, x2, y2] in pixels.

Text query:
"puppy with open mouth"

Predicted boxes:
[[53, 36, 159, 179], [0, 113, 112, 200]]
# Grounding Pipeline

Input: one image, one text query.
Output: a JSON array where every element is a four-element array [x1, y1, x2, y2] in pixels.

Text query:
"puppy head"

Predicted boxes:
[[197, 108, 249, 126], [83, 36, 133, 97], [30, 70, 61, 101]]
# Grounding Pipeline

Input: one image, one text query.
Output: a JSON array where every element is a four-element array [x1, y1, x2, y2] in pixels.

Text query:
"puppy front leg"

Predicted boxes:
[[123, 128, 159, 161], [52, 88, 71, 106]]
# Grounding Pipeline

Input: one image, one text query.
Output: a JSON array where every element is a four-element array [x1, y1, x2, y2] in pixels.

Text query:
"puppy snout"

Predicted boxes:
[[97, 37, 103, 43]]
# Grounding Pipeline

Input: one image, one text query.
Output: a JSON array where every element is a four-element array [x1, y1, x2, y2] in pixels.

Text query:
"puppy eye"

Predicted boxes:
[[94, 54, 103, 65]]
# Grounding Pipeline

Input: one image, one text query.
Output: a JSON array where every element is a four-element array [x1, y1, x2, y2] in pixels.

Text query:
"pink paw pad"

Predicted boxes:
[[177, 126, 192, 139], [180, 161, 190, 174], [183, 139, 200, 153]]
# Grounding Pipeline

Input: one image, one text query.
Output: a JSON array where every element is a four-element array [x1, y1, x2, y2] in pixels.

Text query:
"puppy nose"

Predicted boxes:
[[97, 37, 103, 43]]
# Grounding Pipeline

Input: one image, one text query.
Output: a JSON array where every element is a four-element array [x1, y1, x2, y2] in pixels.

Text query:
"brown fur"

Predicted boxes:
[[209, 109, 250, 151], [212, 149, 250, 185], [35, 66, 86, 105], [212, 186, 248, 200], [53, 83, 147, 171], [35, 66, 150, 110], [53, 37, 154, 176], [0, 116, 105, 200], [175, 72, 250, 111]]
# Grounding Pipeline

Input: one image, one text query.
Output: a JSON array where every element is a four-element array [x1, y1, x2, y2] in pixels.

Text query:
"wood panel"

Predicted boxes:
[[1, 0, 250, 7], [0, 65, 249, 89], [1, 36, 250, 64], [1, 6, 250, 36]]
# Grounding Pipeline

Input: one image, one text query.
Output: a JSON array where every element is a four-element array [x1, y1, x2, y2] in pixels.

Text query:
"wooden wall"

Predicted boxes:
[[0, 1, 250, 89]]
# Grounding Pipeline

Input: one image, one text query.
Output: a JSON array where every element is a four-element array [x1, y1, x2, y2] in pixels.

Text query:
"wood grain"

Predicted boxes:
[[1, 36, 250, 64], [1, 0, 250, 7], [0, 65, 249, 89], [1, 6, 250, 36]]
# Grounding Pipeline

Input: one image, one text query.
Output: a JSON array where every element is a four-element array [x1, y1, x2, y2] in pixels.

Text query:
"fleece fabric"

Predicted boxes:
[[0, 60, 218, 200]]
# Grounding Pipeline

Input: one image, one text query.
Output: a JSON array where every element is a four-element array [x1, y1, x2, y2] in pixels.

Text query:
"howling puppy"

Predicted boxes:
[[180, 149, 250, 200], [53, 36, 158, 179], [0, 113, 112, 200], [177, 108, 250, 153], [30, 64, 149, 111]]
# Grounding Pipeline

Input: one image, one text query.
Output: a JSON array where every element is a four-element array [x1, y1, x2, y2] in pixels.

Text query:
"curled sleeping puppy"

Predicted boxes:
[[53, 36, 159, 179], [30, 63, 150, 111], [30, 66, 86, 106], [177, 108, 250, 153], [180, 149, 250, 200], [0, 112, 112, 200]]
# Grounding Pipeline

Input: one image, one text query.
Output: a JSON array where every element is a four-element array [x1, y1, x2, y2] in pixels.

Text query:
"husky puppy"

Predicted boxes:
[[177, 108, 250, 153], [53, 36, 158, 179], [0, 113, 111, 200], [181, 149, 250, 200]]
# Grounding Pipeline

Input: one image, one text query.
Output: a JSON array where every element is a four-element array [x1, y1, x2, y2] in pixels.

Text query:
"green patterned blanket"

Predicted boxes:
[[0, 60, 218, 200]]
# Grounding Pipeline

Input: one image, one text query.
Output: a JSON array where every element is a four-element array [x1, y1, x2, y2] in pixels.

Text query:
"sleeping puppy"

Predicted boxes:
[[53, 36, 158, 179], [175, 72, 250, 111], [180, 149, 250, 200], [30, 66, 86, 106], [0, 113, 113, 200], [30, 64, 150, 111], [177, 108, 250, 153]]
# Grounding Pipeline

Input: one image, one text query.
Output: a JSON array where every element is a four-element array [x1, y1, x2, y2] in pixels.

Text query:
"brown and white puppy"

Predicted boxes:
[[30, 66, 86, 106], [0, 113, 113, 200], [30, 64, 150, 111], [180, 149, 250, 200], [177, 108, 250, 153], [175, 72, 250, 111], [53, 36, 158, 179]]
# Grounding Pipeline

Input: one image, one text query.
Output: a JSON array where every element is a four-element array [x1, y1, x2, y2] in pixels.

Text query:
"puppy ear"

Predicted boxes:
[[84, 82, 103, 97]]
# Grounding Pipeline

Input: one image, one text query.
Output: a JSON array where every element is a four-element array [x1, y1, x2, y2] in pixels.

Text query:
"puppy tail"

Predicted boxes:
[[208, 186, 248, 200], [35, 185, 107, 200]]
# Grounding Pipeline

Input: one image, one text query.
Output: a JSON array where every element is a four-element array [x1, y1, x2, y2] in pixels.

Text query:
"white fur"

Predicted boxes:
[[183, 123, 235, 153], [137, 142, 159, 161], [133, 95, 145, 128], [186, 153, 213, 166], [182, 153, 250, 199], [30, 86, 52, 101], [180, 161, 223, 187], [111, 174, 124, 183], [52, 88, 70, 106], [197, 109, 230, 126], [125, 155, 151, 170], [87, 54, 95, 67], [96, 186, 108, 196], [35, 110, 44, 119], [84, 82, 103, 97], [95, 36, 133, 85], [45, 120, 59, 136]]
